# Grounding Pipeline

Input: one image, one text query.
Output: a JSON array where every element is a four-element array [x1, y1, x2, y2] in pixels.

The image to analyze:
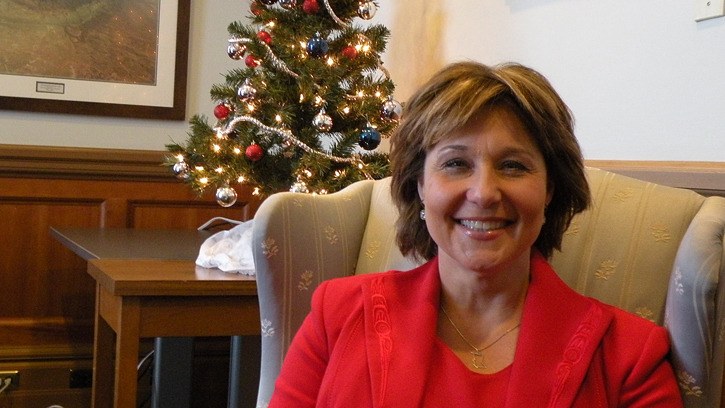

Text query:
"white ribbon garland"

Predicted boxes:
[[323, 0, 349, 27], [219, 115, 362, 164]]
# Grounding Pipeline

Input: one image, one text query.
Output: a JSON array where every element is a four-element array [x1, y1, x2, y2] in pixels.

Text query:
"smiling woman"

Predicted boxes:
[[267, 61, 685, 407]]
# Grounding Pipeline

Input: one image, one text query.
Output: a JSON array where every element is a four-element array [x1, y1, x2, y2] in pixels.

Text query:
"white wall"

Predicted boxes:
[[1, 0, 723, 162], [383, 0, 725, 161]]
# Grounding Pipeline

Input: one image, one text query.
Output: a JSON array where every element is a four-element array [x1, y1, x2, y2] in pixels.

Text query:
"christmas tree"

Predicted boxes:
[[166, 0, 401, 207]]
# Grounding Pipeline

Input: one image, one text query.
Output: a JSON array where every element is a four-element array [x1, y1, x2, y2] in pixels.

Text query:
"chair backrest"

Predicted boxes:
[[252, 167, 725, 408]]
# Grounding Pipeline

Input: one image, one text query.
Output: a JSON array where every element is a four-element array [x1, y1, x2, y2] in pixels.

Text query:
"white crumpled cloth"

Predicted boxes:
[[195, 218, 256, 275]]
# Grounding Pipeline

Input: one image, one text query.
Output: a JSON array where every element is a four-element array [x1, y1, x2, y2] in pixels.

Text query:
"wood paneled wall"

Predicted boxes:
[[0, 144, 262, 407]]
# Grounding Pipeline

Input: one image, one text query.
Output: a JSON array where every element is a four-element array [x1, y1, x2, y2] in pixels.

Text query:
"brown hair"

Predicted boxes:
[[389, 61, 590, 260]]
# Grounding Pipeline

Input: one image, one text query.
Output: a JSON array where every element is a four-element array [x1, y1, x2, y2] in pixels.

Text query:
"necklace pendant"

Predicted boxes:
[[470, 350, 486, 369]]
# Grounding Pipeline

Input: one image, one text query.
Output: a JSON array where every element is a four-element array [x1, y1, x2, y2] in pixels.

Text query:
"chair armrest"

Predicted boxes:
[[666, 196, 725, 408], [252, 179, 376, 406]]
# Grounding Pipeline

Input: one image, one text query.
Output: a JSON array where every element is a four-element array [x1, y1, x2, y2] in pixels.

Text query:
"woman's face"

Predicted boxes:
[[418, 106, 552, 275]]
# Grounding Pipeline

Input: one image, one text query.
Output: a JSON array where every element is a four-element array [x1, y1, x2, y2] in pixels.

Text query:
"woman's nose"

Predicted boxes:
[[466, 169, 502, 207]]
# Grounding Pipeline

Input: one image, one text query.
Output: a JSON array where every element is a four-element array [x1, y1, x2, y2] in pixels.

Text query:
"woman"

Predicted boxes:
[[269, 61, 683, 407]]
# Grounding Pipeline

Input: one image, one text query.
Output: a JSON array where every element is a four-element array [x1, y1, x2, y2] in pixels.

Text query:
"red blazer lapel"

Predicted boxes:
[[506, 253, 614, 408], [361, 261, 441, 408]]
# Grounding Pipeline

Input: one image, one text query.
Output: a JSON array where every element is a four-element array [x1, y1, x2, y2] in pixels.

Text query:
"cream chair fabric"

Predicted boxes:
[[251, 167, 725, 408]]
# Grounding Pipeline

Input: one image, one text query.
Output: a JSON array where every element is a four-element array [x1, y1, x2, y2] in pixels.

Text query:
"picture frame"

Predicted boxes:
[[0, 0, 190, 121]]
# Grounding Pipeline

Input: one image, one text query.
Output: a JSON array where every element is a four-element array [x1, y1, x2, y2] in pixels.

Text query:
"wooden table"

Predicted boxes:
[[89, 259, 258, 408], [51, 228, 259, 408]]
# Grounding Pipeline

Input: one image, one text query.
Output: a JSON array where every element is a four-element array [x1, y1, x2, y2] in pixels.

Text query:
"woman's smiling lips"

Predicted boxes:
[[458, 218, 512, 233]]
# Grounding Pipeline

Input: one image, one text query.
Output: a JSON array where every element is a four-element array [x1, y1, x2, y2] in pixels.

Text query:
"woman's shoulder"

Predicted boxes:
[[591, 299, 671, 360], [607, 301, 665, 332], [310, 261, 437, 317], [318, 260, 433, 298]]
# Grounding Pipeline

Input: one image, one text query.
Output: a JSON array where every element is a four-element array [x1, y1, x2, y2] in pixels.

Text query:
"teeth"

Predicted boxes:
[[460, 219, 507, 231]]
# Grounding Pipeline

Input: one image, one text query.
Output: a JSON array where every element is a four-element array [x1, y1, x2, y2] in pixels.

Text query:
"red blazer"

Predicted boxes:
[[270, 253, 683, 407]]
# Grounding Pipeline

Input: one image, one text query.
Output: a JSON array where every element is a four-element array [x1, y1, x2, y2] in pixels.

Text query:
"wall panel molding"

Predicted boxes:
[[0, 144, 174, 181], [587, 160, 724, 197]]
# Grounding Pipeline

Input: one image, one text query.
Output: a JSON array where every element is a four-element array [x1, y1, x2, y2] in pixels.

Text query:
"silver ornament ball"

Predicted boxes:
[[279, 0, 297, 9], [215, 186, 238, 207], [227, 42, 246, 60], [312, 109, 333, 132], [172, 161, 190, 179], [381, 98, 403, 121], [237, 80, 257, 101], [358, 1, 377, 19], [290, 181, 309, 193]]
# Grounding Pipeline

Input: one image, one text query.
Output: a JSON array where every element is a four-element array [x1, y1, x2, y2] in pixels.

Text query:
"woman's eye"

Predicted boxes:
[[501, 160, 529, 172], [442, 159, 468, 169]]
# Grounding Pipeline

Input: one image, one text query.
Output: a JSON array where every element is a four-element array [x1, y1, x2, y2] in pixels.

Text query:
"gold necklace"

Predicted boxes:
[[440, 305, 521, 370]]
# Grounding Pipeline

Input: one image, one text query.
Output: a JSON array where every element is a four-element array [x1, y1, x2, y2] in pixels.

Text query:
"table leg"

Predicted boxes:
[[152, 337, 194, 408], [228, 335, 243, 408], [92, 285, 114, 408], [115, 297, 142, 408]]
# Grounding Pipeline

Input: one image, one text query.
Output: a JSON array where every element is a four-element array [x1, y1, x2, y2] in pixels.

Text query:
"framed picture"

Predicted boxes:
[[0, 0, 190, 120]]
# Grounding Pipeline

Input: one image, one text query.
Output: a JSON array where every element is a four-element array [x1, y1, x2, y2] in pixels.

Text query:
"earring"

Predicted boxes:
[[419, 209, 426, 220]]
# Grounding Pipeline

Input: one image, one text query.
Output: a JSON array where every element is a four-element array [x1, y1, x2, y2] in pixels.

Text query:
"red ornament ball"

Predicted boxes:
[[250, 2, 263, 15], [245, 54, 260, 68], [302, 0, 319, 14], [245, 144, 264, 161], [213, 103, 232, 120], [342, 45, 358, 60], [257, 30, 272, 45]]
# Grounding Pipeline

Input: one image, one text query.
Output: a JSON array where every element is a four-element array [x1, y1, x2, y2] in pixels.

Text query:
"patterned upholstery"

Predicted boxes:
[[251, 167, 725, 408]]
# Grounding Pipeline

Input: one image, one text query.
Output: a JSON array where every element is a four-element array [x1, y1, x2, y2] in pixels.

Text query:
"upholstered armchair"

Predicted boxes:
[[251, 167, 725, 408]]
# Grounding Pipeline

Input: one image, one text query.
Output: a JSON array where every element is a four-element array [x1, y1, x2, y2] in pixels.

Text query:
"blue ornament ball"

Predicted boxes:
[[359, 127, 381, 150], [306, 33, 329, 58]]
